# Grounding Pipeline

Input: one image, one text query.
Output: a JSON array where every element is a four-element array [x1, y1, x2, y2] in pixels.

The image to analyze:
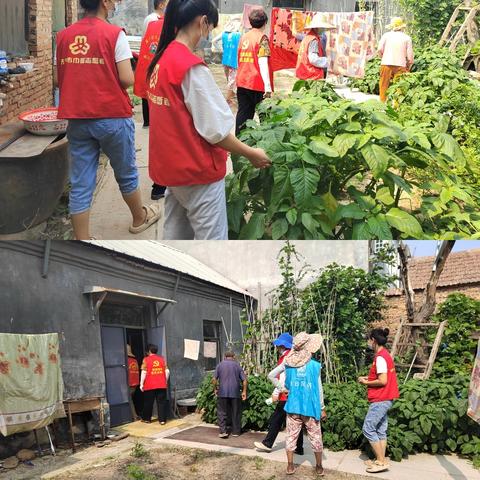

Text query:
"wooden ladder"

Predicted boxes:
[[391, 319, 448, 380], [440, 1, 480, 52]]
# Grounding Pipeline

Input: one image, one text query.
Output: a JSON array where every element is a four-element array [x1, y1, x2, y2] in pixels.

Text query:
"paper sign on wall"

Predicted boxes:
[[203, 341, 217, 359], [184, 339, 200, 361]]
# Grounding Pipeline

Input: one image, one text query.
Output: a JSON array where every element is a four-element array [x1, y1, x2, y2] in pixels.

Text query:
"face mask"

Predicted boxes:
[[195, 18, 210, 49]]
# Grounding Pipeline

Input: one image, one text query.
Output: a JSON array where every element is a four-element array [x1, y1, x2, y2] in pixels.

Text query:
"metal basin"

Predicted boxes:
[[0, 136, 69, 234]]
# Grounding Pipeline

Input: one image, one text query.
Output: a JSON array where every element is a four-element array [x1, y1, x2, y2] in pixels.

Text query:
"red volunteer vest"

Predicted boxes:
[[296, 32, 326, 81], [236, 29, 272, 92], [367, 348, 400, 403], [128, 356, 140, 387], [278, 350, 291, 402], [148, 41, 227, 186], [56, 17, 132, 119], [143, 354, 167, 391], [134, 17, 164, 99]]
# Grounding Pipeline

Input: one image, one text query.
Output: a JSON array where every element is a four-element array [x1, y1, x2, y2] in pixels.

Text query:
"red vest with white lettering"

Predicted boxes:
[[143, 354, 167, 391], [367, 348, 400, 403], [56, 17, 132, 119], [295, 32, 326, 81], [128, 356, 140, 387], [148, 41, 227, 186], [236, 29, 272, 92], [278, 350, 291, 402], [134, 17, 164, 99]]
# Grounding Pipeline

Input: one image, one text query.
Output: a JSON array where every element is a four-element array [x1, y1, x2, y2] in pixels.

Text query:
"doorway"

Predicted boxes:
[[99, 302, 165, 426]]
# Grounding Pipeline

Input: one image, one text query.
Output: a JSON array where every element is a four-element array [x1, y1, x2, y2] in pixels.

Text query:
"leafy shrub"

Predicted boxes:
[[389, 48, 480, 187], [299, 263, 391, 382], [431, 293, 480, 378], [198, 373, 480, 465], [196, 374, 275, 430], [226, 81, 480, 239], [398, 0, 460, 47]]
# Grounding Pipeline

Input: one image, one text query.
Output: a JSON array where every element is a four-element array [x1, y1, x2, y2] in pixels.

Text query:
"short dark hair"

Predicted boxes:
[[369, 328, 390, 346], [225, 351, 235, 358], [154, 0, 165, 8], [80, 0, 101, 12], [249, 9, 268, 29], [148, 343, 158, 354]]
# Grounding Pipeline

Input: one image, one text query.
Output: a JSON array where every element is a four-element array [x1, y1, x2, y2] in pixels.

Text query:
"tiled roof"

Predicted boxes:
[[387, 249, 480, 296]]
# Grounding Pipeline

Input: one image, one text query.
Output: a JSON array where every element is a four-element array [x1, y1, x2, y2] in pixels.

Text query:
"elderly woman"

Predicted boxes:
[[268, 332, 326, 476], [377, 17, 413, 102]]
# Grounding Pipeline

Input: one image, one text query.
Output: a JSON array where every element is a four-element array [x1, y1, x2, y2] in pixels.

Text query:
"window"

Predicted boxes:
[[0, 0, 29, 55], [273, 0, 305, 9], [203, 320, 221, 371]]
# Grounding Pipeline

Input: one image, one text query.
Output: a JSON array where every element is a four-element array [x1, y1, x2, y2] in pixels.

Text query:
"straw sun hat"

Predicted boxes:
[[284, 332, 323, 368], [305, 13, 336, 31], [387, 17, 407, 31]]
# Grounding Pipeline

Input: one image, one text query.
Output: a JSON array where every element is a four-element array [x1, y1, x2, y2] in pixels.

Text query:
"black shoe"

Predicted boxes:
[[294, 448, 304, 455], [151, 183, 166, 200]]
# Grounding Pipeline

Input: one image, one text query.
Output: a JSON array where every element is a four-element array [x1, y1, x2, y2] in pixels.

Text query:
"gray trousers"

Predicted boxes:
[[217, 397, 242, 435], [163, 178, 228, 240]]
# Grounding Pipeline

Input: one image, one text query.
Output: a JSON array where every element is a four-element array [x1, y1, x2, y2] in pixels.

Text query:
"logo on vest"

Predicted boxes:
[[69, 36, 91, 55], [241, 39, 250, 50]]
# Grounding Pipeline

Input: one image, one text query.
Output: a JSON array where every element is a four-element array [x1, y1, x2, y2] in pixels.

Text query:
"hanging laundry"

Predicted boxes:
[[0, 333, 64, 436], [468, 339, 480, 424], [269, 8, 375, 78]]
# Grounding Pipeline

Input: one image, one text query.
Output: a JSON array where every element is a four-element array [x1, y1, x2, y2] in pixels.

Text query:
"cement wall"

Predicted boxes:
[[0, 241, 245, 401], [162, 241, 370, 307]]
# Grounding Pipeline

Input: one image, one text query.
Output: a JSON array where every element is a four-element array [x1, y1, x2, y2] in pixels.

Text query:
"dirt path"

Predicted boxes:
[[44, 442, 374, 480]]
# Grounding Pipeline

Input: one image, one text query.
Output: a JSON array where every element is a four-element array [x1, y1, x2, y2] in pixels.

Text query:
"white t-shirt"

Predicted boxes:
[[375, 356, 388, 374], [115, 30, 133, 63], [181, 64, 234, 144], [143, 12, 161, 35]]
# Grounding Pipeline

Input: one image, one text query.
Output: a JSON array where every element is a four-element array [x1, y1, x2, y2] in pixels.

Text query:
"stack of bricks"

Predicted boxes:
[[0, 0, 78, 125]]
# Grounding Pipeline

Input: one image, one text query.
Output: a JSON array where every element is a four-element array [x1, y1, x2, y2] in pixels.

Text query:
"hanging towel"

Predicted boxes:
[[184, 339, 200, 361], [468, 339, 480, 423], [0, 333, 65, 436], [203, 341, 217, 359]]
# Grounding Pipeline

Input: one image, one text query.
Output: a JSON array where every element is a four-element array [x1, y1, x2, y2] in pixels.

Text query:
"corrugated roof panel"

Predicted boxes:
[[83, 240, 253, 297]]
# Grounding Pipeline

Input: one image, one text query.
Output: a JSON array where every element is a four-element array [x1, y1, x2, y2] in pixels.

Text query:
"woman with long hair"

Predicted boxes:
[[358, 328, 400, 474], [147, 0, 271, 240]]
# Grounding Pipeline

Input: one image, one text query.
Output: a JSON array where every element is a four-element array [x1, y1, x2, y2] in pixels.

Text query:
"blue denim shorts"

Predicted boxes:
[[67, 117, 139, 214], [362, 400, 393, 443]]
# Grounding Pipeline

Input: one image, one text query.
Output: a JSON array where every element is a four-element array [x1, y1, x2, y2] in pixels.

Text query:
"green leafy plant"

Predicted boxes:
[[226, 81, 480, 240], [398, 0, 461, 47], [196, 374, 275, 430], [430, 293, 480, 378], [318, 376, 480, 464], [131, 442, 149, 459], [126, 464, 155, 480]]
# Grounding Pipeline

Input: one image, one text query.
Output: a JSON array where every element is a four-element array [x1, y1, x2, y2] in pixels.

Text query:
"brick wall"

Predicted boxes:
[[375, 284, 480, 336], [0, 0, 77, 125]]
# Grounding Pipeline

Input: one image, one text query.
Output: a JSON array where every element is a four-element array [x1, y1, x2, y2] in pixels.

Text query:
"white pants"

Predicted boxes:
[[163, 179, 228, 240]]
